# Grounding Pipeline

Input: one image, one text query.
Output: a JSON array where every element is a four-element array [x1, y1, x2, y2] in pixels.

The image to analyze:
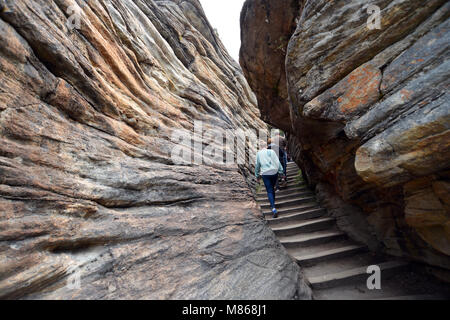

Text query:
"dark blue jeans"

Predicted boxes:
[[282, 151, 287, 176], [262, 174, 278, 210]]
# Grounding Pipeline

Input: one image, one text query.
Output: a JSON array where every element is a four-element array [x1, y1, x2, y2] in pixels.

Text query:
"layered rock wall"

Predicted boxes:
[[0, 0, 312, 299], [241, 0, 450, 270]]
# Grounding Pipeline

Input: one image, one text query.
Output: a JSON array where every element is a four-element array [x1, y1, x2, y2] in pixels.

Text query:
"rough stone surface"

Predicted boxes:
[[241, 0, 450, 270], [240, 0, 302, 132], [0, 0, 312, 300]]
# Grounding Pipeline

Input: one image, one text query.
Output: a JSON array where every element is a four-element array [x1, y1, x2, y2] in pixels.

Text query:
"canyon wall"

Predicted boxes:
[[0, 0, 312, 299], [241, 0, 450, 271]]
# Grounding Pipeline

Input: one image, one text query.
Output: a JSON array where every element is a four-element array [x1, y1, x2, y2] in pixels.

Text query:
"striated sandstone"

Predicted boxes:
[[0, 0, 312, 299]]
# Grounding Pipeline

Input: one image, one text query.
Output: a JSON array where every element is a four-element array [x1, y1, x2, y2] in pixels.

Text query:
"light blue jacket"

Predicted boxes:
[[255, 149, 284, 178]]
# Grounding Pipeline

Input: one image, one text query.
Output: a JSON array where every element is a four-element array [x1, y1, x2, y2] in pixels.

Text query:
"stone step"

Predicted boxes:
[[284, 179, 302, 186], [260, 162, 450, 300], [271, 217, 335, 237], [258, 181, 306, 193], [313, 270, 450, 300], [285, 176, 301, 182], [256, 186, 309, 197], [262, 202, 322, 217], [303, 252, 379, 278], [260, 196, 316, 210], [256, 190, 314, 202], [286, 179, 306, 187], [287, 238, 356, 256], [308, 260, 410, 290], [266, 208, 327, 227], [283, 178, 303, 185], [283, 181, 306, 189], [278, 229, 346, 249], [284, 177, 301, 184], [293, 244, 367, 267]]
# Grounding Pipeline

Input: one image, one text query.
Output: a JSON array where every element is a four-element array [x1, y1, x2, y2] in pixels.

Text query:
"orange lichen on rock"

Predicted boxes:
[[303, 62, 381, 121], [338, 64, 381, 114]]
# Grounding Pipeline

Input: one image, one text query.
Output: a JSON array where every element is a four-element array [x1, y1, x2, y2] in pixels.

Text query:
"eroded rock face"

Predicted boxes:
[[241, 0, 450, 269], [0, 0, 312, 299], [240, 0, 301, 132]]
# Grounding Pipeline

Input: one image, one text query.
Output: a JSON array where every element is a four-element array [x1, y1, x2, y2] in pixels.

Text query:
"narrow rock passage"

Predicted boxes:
[[257, 162, 450, 300]]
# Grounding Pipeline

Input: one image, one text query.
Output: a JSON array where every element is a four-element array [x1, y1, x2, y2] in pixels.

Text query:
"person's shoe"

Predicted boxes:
[[272, 208, 278, 219]]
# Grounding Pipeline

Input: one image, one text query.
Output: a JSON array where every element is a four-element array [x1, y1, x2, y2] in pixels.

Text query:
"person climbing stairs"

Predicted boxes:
[[256, 162, 450, 300]]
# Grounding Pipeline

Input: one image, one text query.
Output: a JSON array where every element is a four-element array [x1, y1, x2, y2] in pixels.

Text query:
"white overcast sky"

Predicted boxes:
[[199, 0, 246, 62]]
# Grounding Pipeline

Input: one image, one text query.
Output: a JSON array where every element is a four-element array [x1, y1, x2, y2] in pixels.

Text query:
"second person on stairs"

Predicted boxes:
[[255, 138, 284, 218], [268, 134, 288, 189]]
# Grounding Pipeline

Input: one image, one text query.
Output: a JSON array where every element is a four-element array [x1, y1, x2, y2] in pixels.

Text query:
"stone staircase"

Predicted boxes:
[[257, 162, 450, 300]]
